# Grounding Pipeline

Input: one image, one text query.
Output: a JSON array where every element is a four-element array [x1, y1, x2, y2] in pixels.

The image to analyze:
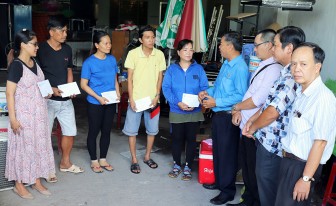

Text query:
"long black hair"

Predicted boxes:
[[90, 30, 110, 55], [13, 29, 36, 58]]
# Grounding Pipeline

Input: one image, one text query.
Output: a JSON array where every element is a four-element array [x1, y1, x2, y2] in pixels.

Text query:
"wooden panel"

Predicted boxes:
[[111, 30, 129, 62], [226, 13, 257, 21]]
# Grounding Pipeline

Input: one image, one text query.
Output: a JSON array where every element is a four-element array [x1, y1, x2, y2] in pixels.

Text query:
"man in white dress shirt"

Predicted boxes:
[[275, 42, 336, 206]]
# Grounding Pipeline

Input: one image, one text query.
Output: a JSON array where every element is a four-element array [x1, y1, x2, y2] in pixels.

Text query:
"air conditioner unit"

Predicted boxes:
[[262, 0, 316, 10], [0, 133, 14, 191]]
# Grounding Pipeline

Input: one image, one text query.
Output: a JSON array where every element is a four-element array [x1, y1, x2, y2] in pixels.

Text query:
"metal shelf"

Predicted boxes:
[[227, 0, 261, 34]]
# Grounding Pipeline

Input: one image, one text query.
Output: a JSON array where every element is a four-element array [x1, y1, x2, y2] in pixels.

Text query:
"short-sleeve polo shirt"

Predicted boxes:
[[124, 46, 166, 101]]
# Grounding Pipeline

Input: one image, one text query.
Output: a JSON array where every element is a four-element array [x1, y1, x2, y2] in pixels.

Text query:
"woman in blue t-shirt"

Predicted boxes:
[[80, 31, 120, 173]]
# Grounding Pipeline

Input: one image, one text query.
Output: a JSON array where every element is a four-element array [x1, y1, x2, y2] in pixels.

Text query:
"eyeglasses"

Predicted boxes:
[[254, 41, 270, 47], [28, 42, 39, 47]]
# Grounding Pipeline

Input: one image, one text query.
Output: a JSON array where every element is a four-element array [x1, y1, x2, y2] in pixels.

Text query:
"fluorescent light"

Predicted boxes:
[[262, 0, 315, 9]]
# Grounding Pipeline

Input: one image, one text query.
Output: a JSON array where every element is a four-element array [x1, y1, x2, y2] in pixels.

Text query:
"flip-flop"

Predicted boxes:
[[143, 159, 158, 169], [130, 163, 141, 174], [60, 164, 84, 174], [91, 165, 103, 173], [100, 164, 114, 171]]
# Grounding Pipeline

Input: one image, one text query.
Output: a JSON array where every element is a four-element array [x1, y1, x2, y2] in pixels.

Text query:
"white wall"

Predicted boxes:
[[229, 0, 240, 31], [277, 1, 336, 80]]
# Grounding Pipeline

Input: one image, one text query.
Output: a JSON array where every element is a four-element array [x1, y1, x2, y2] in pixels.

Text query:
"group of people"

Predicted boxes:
[[4, 16, 167, 199], [5, 16, 84, 199], [4, 14, 336, 206], [200, 27, 336, 206]]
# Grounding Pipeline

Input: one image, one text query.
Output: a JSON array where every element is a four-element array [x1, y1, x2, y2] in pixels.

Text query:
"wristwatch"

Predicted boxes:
[[232, 104, 238, 112], [302, 176, 315, 182]]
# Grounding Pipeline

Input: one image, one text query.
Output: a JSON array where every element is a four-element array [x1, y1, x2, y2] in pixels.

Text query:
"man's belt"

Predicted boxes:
[[282, 150, 305, 162], [214, 110, 232, 115]]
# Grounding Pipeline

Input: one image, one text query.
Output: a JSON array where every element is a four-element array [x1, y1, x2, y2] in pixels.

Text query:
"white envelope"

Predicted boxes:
[[101, 91, 120, 104], [135, 96, 152, 112], [182, 93, 200, 107], [37, 79, 53, 97], [57, 82, 81, 98]]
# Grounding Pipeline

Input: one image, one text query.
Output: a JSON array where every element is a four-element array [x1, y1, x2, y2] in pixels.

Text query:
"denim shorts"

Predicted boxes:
[[47, 99, 77, 136], [122, 105, 160, 136]]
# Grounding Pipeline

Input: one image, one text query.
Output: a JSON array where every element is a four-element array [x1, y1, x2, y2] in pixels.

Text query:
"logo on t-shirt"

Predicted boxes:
[[64, 58, 69, 62]]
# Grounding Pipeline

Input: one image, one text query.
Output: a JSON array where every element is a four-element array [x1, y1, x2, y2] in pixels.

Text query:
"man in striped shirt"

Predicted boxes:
[[275, 43, 336, 205]]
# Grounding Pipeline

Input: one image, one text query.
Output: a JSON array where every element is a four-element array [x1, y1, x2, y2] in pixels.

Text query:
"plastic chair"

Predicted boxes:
[[51, 120, 62, 154], [322, 162, 336, 206]]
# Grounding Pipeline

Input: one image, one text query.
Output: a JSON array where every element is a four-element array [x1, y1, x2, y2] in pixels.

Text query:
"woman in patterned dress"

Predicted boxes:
[[5, 29, 55, 199]]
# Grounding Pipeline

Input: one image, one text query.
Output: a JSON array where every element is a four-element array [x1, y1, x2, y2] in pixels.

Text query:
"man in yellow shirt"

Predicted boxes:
[[122, 25, 166, 174]]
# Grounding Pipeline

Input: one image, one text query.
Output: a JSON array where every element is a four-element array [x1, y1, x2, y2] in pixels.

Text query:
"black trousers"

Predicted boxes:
[[87, 103, 116, 160], [171, 122, 199, 168], [241, 135, 260, 206], [212, 112, 240, 199], [275, 157, 322, 206]]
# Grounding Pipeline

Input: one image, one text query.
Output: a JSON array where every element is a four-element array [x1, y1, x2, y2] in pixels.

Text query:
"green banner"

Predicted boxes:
[[156, 0, 185, 49]]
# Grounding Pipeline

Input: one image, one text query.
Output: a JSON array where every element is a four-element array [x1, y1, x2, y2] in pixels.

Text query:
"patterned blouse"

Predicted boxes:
[[255, 65, 298, 157]]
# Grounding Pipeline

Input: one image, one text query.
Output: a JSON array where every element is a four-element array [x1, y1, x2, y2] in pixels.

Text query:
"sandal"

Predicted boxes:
[[181, 165, 192, 181], [99, 159, 114, 171], [91, 160, 103, 173], [60, 164, 84, 174], [100, 164, 114, 171], [130, 163, 141, 174], [168, 164, 182, 178], [91, 165, 103, 173], [143, 159, 158, 169], [45, 173, 58, 183]]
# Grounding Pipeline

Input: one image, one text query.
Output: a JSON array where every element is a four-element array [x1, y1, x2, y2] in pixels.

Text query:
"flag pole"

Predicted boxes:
[[168, 49, 171, 67]]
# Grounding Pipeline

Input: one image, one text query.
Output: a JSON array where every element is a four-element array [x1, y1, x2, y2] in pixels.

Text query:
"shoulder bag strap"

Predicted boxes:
[[250, 62, 279, 85]]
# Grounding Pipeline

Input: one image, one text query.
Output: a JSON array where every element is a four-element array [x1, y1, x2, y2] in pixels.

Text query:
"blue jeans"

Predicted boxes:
[[255, 141, 282, 206]]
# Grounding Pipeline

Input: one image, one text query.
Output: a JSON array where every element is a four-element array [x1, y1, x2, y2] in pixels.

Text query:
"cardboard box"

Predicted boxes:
[[111, 31, 129, 62]]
